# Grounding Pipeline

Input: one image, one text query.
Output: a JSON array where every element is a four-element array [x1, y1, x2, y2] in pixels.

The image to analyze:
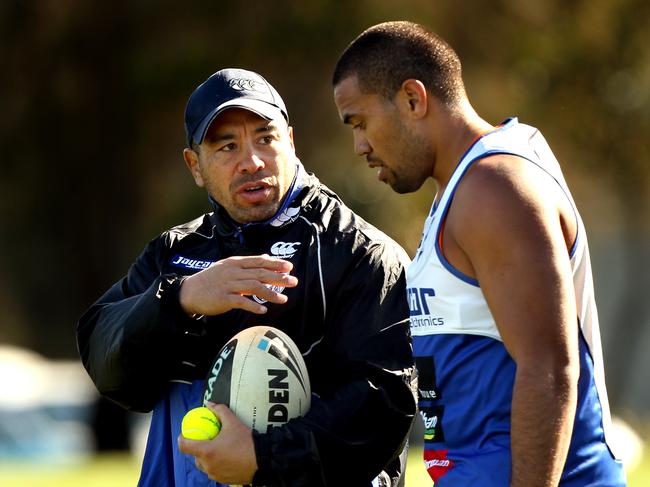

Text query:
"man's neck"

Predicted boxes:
[[431, 103, 494, 191]]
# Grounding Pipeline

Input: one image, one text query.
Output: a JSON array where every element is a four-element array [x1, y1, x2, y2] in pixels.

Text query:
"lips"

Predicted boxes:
[[235, 179, 274, 204], [376, 166, 389, 182], [242, 183, 266, 192], [366, 158, 387, 182], [366, 156, 383, 169], [237, 179, 271, 193]]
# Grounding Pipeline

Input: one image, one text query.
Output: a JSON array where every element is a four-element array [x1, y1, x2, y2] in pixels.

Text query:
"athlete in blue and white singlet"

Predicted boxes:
[[408, 118, 626, 486]]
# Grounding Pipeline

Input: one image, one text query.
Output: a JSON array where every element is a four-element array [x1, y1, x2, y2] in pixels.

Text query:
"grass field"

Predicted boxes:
[[0, 445, 648, 486]]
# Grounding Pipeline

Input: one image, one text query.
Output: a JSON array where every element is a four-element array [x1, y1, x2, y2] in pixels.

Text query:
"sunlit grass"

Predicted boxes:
[[0, 453, 140, 487], [0, 445, 647, 486]]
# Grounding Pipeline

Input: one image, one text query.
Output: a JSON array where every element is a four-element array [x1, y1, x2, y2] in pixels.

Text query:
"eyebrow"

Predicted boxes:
[[258, 122, 280, 133], [209, 122, 278, 142], [209, 132, 236, 143]]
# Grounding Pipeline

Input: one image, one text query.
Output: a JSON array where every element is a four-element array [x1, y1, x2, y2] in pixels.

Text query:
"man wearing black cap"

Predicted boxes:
[[77, 68, 417, 487]]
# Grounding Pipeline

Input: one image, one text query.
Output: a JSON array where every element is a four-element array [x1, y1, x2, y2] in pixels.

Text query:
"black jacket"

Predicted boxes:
[[77, 171, 417, 486]]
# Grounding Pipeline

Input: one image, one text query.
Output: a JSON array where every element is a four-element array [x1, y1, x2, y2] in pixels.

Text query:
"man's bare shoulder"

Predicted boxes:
[[446, 153, 562, 258]]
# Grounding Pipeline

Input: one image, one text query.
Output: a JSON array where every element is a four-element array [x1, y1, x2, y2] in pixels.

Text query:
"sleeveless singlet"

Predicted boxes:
[[408, 118, 626, 486]]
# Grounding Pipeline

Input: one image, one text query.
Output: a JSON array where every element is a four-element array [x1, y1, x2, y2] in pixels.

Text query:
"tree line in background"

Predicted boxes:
[[1, 0, 648, 414]]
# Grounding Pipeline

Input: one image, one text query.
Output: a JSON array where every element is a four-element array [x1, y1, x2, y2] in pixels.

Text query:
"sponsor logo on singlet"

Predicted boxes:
[[408, 287, 444, 328], [420, 406, 446, 443], [170, 255, 214, 270], [423, 449, 454, 482], [415, 356, 440, 400]]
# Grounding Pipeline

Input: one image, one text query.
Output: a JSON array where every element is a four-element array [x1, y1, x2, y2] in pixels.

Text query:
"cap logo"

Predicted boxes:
[[228, 78, 264, 93]]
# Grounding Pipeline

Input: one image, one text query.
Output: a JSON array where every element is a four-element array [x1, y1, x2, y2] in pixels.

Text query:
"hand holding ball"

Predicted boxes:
[[181, 406, 221, 440]]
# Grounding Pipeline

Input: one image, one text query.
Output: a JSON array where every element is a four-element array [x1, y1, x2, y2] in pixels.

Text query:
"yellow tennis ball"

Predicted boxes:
[[181, 406, 221, 440]]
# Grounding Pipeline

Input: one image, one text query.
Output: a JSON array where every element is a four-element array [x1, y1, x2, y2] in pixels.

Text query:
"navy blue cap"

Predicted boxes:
[[184, 68, 289, 147]]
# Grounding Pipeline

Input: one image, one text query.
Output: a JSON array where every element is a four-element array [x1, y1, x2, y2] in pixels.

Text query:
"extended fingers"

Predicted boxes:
[[234, 280, 287, 301], [242, 268, 298, 288], [212, 257, 297, 286], [226, 294, 268, 314], [232, 254, 294, 272], [179, 255, 298, 316]]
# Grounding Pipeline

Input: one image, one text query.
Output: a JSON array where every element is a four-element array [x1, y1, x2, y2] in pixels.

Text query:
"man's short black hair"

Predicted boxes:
[[333, 21, 466, 107]]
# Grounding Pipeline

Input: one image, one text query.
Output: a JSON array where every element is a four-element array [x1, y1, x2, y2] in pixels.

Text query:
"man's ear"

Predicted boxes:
[[397, 79, 428, 119], [183, 148, 205, 187], [287, 125, 295, 150]]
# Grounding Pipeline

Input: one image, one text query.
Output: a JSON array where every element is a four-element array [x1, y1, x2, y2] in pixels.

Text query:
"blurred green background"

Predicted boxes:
[[1, 0, 648, 485]]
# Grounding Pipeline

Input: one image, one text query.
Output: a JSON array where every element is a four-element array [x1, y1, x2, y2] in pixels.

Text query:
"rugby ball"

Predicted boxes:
[[203, 326, 311, 432]]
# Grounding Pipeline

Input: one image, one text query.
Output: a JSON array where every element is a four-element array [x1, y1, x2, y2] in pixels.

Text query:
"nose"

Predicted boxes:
[[238, 145, 266, 173], [353, 132, 371, 157]]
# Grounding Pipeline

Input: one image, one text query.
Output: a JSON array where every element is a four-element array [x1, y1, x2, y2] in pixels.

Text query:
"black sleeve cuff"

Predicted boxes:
[[155, 274, 189, 315], [251, 430, 273, 486], [250, 422, 326, 486], [155, 273, 212, 380]]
